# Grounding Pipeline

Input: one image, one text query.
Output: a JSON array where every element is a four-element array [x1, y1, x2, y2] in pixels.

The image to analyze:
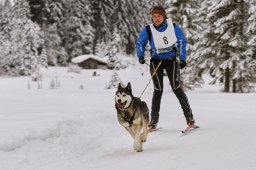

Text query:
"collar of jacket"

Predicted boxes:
[[153, 20, 167, 30]]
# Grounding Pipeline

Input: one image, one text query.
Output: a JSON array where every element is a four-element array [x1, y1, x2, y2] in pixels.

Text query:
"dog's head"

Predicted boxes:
[[115, 82, 133, 110]]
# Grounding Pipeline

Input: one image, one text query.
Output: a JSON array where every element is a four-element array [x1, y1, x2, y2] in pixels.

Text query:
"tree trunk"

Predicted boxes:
[[232, 61, 236, 93], [232, 79, 236, 93], [224, 68, 230, 92]]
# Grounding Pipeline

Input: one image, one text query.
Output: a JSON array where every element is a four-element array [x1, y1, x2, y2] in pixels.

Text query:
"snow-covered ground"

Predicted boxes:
[[0, 63, 256, 170]]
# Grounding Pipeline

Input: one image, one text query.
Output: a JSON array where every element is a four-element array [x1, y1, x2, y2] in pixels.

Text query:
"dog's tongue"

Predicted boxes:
[[117, 103, 124, 109]]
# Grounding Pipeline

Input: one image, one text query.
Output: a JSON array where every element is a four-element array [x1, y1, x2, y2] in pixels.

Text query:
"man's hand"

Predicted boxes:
[[179, 60, 186, 69], [139, 57, 145, 64]]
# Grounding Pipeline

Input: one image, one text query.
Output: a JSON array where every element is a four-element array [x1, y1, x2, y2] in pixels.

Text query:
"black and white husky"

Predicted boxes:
[[115, 82, 149, 152]]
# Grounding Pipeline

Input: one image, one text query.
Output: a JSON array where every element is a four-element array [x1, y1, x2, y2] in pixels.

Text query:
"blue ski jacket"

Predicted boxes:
[[136, 20, 187, 61]]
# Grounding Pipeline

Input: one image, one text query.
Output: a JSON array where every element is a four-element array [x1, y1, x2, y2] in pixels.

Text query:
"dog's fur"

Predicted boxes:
[[115, 82, 149, 152]]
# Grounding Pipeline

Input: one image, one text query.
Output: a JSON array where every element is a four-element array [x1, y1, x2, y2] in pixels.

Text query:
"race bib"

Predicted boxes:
[[150, 18, 177, 54]]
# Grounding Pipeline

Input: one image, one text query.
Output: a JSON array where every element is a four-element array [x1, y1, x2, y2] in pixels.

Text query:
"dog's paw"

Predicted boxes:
[[135, 148, 143, 152], [134, 145, 143, 152], [140, 133, 147, 143], [133, 141, 143, 152]]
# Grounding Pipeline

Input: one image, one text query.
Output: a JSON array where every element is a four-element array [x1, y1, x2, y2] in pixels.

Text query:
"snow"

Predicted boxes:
[[0, 64, 256, 170], [71, 54, 107, 64]]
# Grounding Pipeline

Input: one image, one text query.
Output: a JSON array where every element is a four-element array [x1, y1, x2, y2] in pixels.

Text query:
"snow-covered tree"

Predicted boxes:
[[165, 0, 204, 90], [114, 0, 160, 54], [43, 23, 68, 66], [246, 0, 256, 56], [39, 48, 48, 68], [27, 0, 51, 27], [91, 0, 159, 55], [0, 0, 43, 76], [1, 0, 12, 9], [106, 71, 122, 89], [29, 0, 95, 64], [45, 0, 65, 25], [106, 28, 122, 69], [91, 0, 113, 54], [165, 0, 203, 55], [179, 1, 215, 90], [28, 0, 69, 66], [242, 0, 256, 92], [193, 0, 253, 92], [0, 2, 10, 74], [23, 0, 161, 62], [62, 0, 94, 60]]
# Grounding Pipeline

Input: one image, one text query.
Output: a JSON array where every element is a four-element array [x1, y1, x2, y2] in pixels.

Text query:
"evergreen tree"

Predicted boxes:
[[106, 71, 122, 89], [28, 0, 94, 64], [182, 0, 215, 90], [165, 0, 202, 55], [42, 0, 70, 65], [165, 0, 204, 90], [247, 0, 256, 56], [193, 0, 252, 92], [106, 28, 121, 69], [0, 0, 11, 73], [244, 0, 256, 92], [45, 0, 65, 25], [43, 23, 68, 66], [115, 0, 160, 54], [0, 0, 43, 76], [61, 0, 94, 60], [91, 0, 159, 55], [0, 2, 2, 11], [91, 0, 113, 54], [25, 0, 160, 62], [39, 48, 48, 68], [27, 0, 50, 27]]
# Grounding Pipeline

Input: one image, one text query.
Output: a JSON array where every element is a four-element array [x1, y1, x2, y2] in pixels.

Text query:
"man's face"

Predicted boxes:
[[152, 13, 164, 26]]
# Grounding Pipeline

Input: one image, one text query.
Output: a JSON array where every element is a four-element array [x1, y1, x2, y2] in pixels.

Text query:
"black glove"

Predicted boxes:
[[139, 57, 145, 64], [179, 60, 186, 69]]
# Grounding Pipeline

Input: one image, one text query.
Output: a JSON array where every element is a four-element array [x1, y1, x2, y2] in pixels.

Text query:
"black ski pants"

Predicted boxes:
[[150, 58, 195, 125]]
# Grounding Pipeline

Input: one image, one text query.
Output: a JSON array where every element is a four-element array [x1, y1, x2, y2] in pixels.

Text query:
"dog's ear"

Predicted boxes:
[[126, 82, 132, 93], [118, 83, 122, 90]]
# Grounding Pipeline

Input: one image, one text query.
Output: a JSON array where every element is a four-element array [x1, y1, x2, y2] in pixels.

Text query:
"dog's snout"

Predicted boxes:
[[117, 99, 122, 103]]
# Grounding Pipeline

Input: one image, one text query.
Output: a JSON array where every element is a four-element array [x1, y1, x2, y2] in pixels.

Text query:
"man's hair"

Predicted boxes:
[[151, 6, 167, 19]]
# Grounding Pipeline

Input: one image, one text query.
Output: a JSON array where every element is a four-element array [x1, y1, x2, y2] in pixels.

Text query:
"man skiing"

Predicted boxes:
[[136, 6, 198, 132]]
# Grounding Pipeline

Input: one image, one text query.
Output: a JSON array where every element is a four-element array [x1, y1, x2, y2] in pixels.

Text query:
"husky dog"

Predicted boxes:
[[115, 82, 149, 152]]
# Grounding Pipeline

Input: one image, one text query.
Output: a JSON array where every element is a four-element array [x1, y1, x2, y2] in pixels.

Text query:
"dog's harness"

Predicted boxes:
[[117, 100, 137, 127], [119, 109, 136, 127]]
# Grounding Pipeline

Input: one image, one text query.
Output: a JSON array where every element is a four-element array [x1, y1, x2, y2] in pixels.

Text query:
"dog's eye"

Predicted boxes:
[[123, 94, 126, 97]]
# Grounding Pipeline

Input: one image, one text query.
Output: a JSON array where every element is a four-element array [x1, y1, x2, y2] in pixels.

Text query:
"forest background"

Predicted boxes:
[[0, 0, 255, 93]]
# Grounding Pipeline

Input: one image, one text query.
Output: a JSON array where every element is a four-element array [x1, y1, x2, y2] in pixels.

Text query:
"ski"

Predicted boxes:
[[181, 125, 199, 135], [148, 127, 162, 132]]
